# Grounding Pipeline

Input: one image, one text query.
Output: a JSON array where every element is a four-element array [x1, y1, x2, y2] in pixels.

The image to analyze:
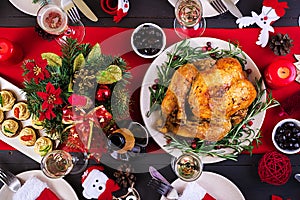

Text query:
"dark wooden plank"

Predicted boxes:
[[1, 0, 299, 28]]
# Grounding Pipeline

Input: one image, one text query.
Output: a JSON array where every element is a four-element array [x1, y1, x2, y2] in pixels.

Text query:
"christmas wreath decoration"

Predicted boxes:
[[22, 38, 131, 161]]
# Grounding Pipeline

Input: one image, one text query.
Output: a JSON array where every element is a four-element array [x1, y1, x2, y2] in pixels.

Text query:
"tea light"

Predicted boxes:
[[264, 59, 296, 89], [0, 38, 23, 64]]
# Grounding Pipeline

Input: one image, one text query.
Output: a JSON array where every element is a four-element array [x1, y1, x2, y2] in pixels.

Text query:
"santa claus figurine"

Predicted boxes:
[[82, 166, 120, 200]]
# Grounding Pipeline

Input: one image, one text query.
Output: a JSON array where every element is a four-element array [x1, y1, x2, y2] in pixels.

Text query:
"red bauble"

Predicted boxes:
[[258, 151, 292, 185], [264, 59, 296, 89], [96, 85, 111, 101]]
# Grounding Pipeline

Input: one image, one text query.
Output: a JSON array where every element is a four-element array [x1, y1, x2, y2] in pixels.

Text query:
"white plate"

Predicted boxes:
[[168, 0, 239, 18], [160, 171, 245, 200], [140, 37, 266, 163], [0, 170, 78, 199], [9, 0, 60, 16], [0, 77, 44, 163]]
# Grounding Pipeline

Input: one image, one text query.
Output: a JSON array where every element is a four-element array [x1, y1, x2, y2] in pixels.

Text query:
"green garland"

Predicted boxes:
[[147, 39, 280, 161]]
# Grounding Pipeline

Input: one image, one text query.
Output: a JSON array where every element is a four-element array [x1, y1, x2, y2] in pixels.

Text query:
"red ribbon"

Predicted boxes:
[[263, 0, 288, 17], [99, 0, 129, 23]]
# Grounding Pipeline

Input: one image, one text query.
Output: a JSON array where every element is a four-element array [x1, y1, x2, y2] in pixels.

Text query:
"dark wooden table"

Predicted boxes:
[[1, 0, 300, 199]]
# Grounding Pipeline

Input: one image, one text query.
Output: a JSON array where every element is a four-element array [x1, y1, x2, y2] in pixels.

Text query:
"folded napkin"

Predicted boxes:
[[179, 182, 216, 200], [13, 176, 60, 200]]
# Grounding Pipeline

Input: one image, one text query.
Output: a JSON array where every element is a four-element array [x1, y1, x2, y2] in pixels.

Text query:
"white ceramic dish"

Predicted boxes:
[[140, 37, 266, 164], [168, 0, 240, 18], [0, 170, 78, 199], [9, 0, 60, 16], [160, 171, 245, 200], [0, 77, 43, 163], [272, 118, 300, 154], [131, 23, 166, 59]]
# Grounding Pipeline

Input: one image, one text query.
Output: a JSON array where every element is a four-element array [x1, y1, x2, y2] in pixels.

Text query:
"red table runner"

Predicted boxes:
[[0, 26, 299, 153]]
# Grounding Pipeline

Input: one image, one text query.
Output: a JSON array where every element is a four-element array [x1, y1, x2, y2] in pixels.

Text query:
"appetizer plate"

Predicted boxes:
[[160, 171, 245, 200], [168, 0, 240, 18], [0, 170, 78, 199], [9, 0, 60, 16], [140, 37, 266, 163], [0, 77, 43, 163]]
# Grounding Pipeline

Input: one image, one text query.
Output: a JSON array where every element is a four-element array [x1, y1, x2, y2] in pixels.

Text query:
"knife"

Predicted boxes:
[[222, 0, 243, 18], [72, 0, 98, 22]]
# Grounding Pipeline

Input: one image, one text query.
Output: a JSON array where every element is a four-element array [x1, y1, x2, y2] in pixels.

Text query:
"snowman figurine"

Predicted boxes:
[[82, 166, 120, 200], [236, 0, 288, 47]]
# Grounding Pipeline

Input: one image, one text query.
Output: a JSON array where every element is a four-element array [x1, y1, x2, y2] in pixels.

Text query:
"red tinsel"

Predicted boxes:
[[258, 151, 292, 185]]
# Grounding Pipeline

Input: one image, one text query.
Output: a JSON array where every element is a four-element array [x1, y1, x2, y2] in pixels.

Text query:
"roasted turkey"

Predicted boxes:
[[157, 57, 257, 141]]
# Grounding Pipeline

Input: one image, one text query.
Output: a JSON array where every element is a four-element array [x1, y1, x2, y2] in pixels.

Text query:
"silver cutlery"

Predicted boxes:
[[209, 0, 227, 15], [294, 173, 300, 182], [0, 168, 21, 192], [72, 0, 98, 22], [222, 0, 242, 18], [61, 0, 81, 23], [149, 166, 179, 199]]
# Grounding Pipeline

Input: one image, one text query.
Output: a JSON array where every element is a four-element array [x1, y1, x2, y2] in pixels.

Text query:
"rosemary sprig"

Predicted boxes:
[[164, 78, 279, 161]]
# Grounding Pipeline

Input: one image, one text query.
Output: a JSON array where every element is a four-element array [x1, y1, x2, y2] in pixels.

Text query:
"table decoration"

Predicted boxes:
[[143, 38, 279, 162], [100, 0, 130, 23], [0, 38, 23, 65], [258, 151, 292, 185], [263, 59, 297, 89], [269, 33, 293, 56], [236, 0, 288, 48], [22, 38, 131, 162], [293, 54, 300, 83]]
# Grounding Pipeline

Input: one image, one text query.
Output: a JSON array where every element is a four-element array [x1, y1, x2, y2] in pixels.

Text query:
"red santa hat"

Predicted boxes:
[[81, 166, 120, 200], [13, 176, 59, 200], [263, 0, 288, 17]]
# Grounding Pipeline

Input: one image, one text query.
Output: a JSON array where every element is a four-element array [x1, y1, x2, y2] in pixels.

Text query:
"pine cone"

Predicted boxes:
[[269, 33, 293, 56], [73, 68, 97, 96], [113, 163, 136, 189]]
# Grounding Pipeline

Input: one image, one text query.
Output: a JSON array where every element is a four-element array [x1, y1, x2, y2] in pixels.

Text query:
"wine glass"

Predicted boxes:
[[36, 3, 85, 44], [171, 152, 203, 181], [40, 150, 89, 178], [174, 0, 206, 39]]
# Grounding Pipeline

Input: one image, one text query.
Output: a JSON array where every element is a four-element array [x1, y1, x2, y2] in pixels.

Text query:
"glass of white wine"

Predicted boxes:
[[36, 3, 85, 44], [174, 0, 206, 38]]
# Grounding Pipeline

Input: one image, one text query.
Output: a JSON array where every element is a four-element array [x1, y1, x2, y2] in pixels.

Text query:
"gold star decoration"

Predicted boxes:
[[293, 54, 300, 83]]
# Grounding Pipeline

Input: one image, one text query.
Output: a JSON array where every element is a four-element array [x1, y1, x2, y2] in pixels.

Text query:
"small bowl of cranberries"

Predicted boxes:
[[272, 118, 300, 154], [131, 23, 166, 59]]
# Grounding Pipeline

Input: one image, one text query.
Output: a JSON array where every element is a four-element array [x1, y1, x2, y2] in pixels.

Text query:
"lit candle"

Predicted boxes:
[[264, 59, 297, 89], [0, 38, 23, 64]]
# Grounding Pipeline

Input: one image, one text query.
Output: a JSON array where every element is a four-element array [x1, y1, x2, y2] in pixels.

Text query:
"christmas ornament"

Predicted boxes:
[[96, 85, 112, 101], [269, 33, 293, 56], [293, 54, 300, 83], [236, 0, 288, 47], [258, 151, 292, 185], [82, 166, 120, 200], [100, 0, 130, 23], [0, 38, 23, 64], [263, 59, 296, 89]]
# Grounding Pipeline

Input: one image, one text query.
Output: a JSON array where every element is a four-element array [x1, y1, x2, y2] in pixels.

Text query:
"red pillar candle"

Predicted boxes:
[[264, 59, 297, 89], [0, 38, 24, 65]]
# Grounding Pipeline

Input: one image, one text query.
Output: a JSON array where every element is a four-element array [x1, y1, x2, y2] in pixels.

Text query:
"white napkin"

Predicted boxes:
[[179, 182, 216, 200], [13, 176, 59, 200]]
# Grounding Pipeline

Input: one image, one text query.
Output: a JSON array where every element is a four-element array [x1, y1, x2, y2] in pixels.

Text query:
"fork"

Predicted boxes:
[[209, 0, 227, 14], [0, 168, 21, 192], [148, 178, 174, 197], [61, 0, 81, 23]]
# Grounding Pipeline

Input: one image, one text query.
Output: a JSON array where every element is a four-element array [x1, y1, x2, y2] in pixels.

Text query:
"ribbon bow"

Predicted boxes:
[[263, 0, 288, 17], [100, 0, 130, 23]]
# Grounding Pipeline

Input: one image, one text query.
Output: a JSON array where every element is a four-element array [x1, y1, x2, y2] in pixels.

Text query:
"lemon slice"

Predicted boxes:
[[73, 53, 85, 72], [41, 53, 62, 67], [96, 65, 123, 84]]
